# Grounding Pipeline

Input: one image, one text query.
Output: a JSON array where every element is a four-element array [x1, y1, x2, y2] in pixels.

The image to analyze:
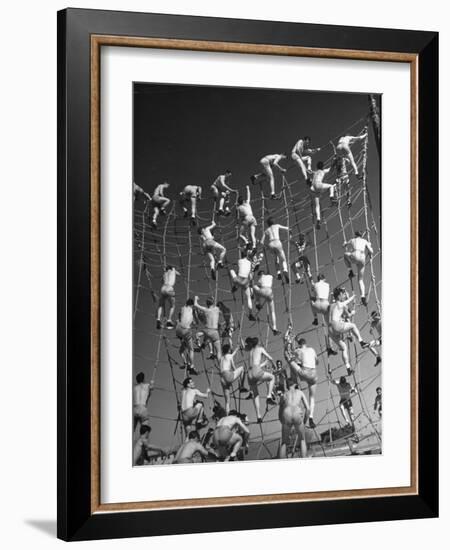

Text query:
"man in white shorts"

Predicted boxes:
[[229, 257, 255, 321], [368, 310, 382, 367], [335, 130, 368, 176], [179, 184, 202, 223], [328, 287, 369, 374], [252, 269, 281, 335], [251, 153, 287, 199], [194, 295, 223, 360], [219, 343, 245, 415], [211, 171, 236, 215], [244, 336, 276, 423], [237, 185, 257, 251], [133, 372, 154, 435], [309, 161, 336, 229], [291, 136, 321, 179], [213, 410, 250, 461], [278, 379, 310, 458], [150, 181, 171, 228], [343, 230, 374, 306], [261, 217, 290, 283], [156, 265, 180, 330], [176, 297, 198, 374], [198, 220, 226, 280], [329, 373, 358, 427], [310, 273, 330, 326], [181, 377, 210, 433]]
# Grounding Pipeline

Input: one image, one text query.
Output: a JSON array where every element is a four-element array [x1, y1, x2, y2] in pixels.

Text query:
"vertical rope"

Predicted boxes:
[[134, 204, 148, 319]]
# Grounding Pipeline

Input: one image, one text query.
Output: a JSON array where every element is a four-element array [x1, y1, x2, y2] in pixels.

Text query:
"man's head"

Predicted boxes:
[[276, 359, 282, 368], [333, 287, 346, 301], [317, 273, 326, 281], [186, 297, 194, 306], [317, 161, 325, 170], [244, 336, 258, 350], [376, 387, 382, 395], [136, 372, 145, 384], [224, 170, 232, 177], [183, 377, 194, 389], [340, 376, 347, 385], [304, 136, 311, 144], [197, 227, 203, 235], [222, 343, 231, 355], [297, 232, 306, 245], [188, 430, 200, 441], [162, 182, 169, 188], [267, 217, 274, 227], [140, 424, 151, 437], [165, 265, 174, 272], [371, 310, 381, 321], [355, 230, 362, 238], [237, 196, 244, 205], [257, 269, 265, 277], [206, 296, 214, 307], [296, 337, 306, 347], [229, 409, 239, 417]]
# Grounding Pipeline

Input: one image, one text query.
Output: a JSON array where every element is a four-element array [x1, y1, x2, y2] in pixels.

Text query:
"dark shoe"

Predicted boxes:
[[312, 318, 319, 326], [211, 269, 216, 281], [270, 194, 276, 200], [208, 353, 217, 360], [257, 417, 263, 424], [327, 347, 338, 356], [239, 386, 249, 393], [347, 368, 354, 376], [151, 221, 157, 229], [196, 418, 209, 429], [191, 217, 197, 226], [231, 285, 237, 293], [308, 418, 316, 429], [374, 356, 382, 367], [166, 320, 174, 329], [160, 208, 166, 216], [348, 269, 355, 279], [218, 209, 224, 216], [360, 340, 369, 349], [248, 313, 256, 322], [188, 366, 199, 376], [277, 271, 282, 280], [156, 320, 162, 330], [183, 210, 188, 218], [315, 220, 321, 230], [283, 272, 290, 284], [224, 208, 231, 217], [217, 261, 224, 269], [361, 296, 367, 306], [244, 392, 254, 400], [256, 303, 263, 311], [266, 393, 277, 406], [272, 329, 281, 336]]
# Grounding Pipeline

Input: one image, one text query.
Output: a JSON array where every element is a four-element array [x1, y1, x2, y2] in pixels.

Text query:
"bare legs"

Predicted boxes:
[[250, 372, 275, 420]]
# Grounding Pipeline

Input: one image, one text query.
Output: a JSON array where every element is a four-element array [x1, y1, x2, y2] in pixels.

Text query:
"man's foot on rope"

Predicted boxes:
[[257, 417, 263, 424], [346, 367, 355, 376], [295, 276, 301, 284], [183, 210, 188, 218], [308, 418, 316, 429], [225, 455, 236, 462], [272, 328, 281, 336], [315, 220, 321, 230], [283, 271, 290, 284], [360, 340, 369, 349], [211, 268, 216, 281], [348, 269, 355, 279], [347, 200, 352, 208], [224, 207, 231, 216], [277, 271, 282, 280], [160, 208, 166, 216], [151, 221, 157, 230], [166, 320, 174, 329], [156, 319, 162, 330], [330, 197, 338, 206], [231, 285, 237, 293], [190, 216, 196, 226], [312, 317, 319, 326], [248, 313, 256, 322], [196, 419, 209, 429], [217, 261, 224, 269], [239, 386, 249, 393], [208, 353, 217, 360], [250, 175, 257, 185], [327, 347, 338, 356], [244, 391, 254, 400], [374, 356, 382, 367], [218, 209, 224, 216], [266, 393, 277, 406], [361, 296, 368, 306], [188, 366, 200, 376], [256, 303, 263, 311]]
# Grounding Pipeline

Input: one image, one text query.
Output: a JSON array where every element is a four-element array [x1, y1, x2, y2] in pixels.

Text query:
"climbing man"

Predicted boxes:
[[211, 170, 236, 215], [283, 326, 318, 429], [309, 161, 337, 230], [343, 230, 374, 306], [251, 153, 287, 199], [175, 297, 198, 374], [329, 373, 358, 428], [278, 377, 310, 458], [133, 425, 166, 466], [217, 301, 235, 340], [369, 310, 382, 366], [229, 257, 255, 321], [244, 336, 277, 423], [179, 184, 202, 223], [181, 377, 210, 433], [194, 295, 223, 360], [237, 185, 257, 251], [310, 273, 330, 327], [332, 155, 352, 207], [133, 182, 151, 203], [156, 265, 180, 330], [335, 129, 368, 176], [150, 181, 171, 228], [252, 269, 281, 335], [173, 430, 212, 464], [261, 217, 290, 283], [374, 386, 382, 419], [213, 410, 250, 461], [291, 136, 321, 179], [198, 220, 226, 280], [328, 287, 369, 375], [219, 344, 245, 415], [133, 372, 154, 436], [291, 233, 312, 284]]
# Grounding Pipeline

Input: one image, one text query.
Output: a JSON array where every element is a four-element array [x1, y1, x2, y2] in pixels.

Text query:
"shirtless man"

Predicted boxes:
[[229, 257, 255, 321], [374, 387, 382, 419], [283, 328, 318, 429], [252, 270, 281, 335], [150, 182, 170, 228], [369, 310, 382, 366], [213, 410, 250, 461], [310, 273, 330, 326], [217, 301, 235, 340], [156, 265, 180, 330], [181, 377, 210, 433], [291, 233, 312, 284], [335, 130, 368, 176], [332, 155, 352, 207], [179, 184, 202, 223], [329, 287, 369, 375], [309, 161, 336, 229], [211, 171, 236, 215], [194, 296, 223, 360], [261, 217, 290, 282], [278, 379, 310, 458], [198, 220, 226, 280], [329, 374, 358, 427], [237, 185, 257, 251], [133, 182, 151, 203], [291, 136, 321, 179], [251, 153, 287, 199], [219, 344, 245, 415], [133, 425, 165, 466], [173, 430, 211, 464], [133, 372, 154, 435], [176, 298, 197, 373], [343, 231, 374, 306], [244, 336, 276, 422]]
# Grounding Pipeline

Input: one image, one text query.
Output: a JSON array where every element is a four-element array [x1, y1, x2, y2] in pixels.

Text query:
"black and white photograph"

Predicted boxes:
[[132, 83, 382, 466]]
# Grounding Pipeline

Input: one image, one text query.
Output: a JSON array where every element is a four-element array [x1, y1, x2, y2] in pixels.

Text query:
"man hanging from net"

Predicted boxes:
[[237, 185, 257, 252], [181, 377, 210, 434], [173, 430, 214, 464], [150, 181, 171, 229], [278, 375, 310, 458], [291, 135, 321, 180], [261, 217, 290, 283], [291, 232, 312, 284], [194, 295, 223, 360], [252, 269, 281, 335], [133, 372, 154, 436], [343, 230, 374, 306], [219, 343, 246, 415], [328, 287, 369, 375], [283, 325, 318, 429], [156, 265, 180, 330], [332, 155, 352, 207], [228, 257, 256, 321], [213, 409, 250, 461], [328, 371, 358, 429], [179, 184, 202, 224], [210, 170, 236, 216], [250, 153, 287, 199], [308, 161, 337, 230], [175, 297, 199, 375], [133, 181, 151, 203], [368, 310, 382, 366], [335, 128, 368, 177], [198, 220, 226, 281]]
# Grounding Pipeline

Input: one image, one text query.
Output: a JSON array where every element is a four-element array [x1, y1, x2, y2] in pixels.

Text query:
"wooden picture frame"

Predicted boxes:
[[57, 8, 438, 541]]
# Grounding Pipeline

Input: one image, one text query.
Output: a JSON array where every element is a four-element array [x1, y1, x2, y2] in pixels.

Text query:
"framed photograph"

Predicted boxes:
[[57, 8, 438, 541]]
